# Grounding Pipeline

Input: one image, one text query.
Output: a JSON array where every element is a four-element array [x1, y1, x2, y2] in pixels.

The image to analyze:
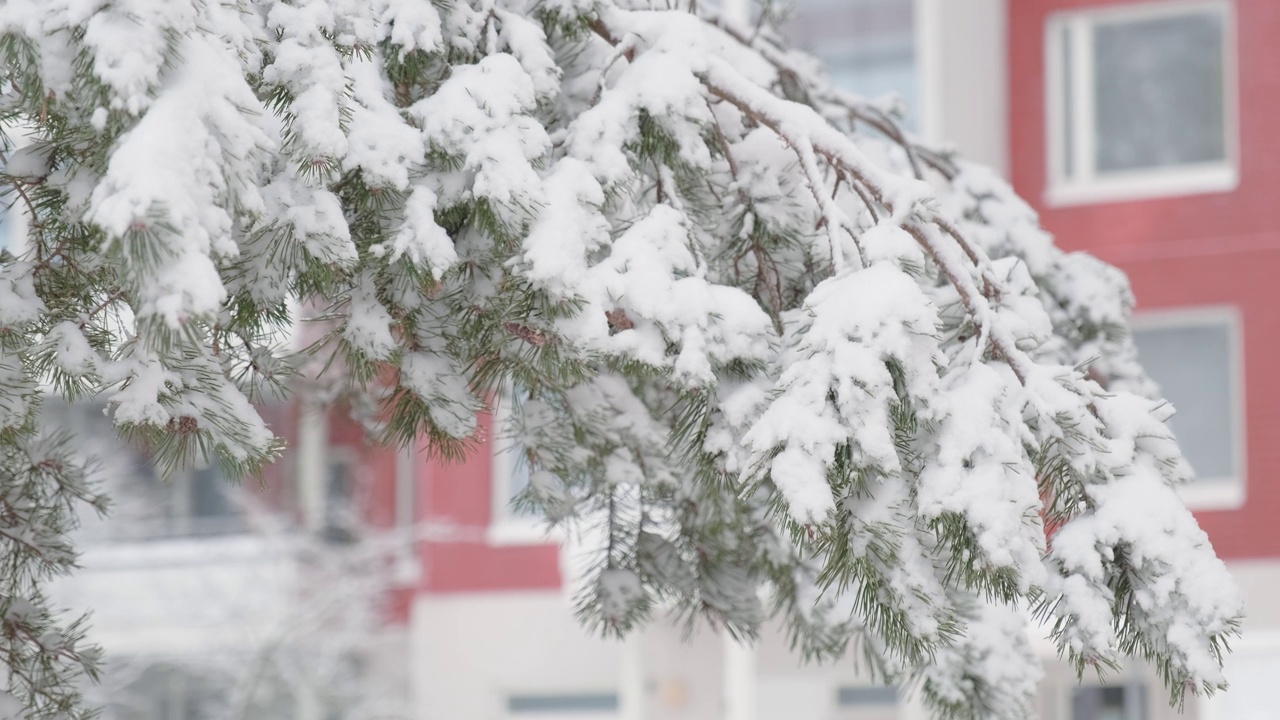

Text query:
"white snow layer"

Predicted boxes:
[[0, 1, 1243, 715]]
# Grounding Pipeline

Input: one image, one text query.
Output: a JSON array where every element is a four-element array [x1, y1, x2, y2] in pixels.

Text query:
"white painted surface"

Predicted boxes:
[[411, 593, 625, 720], [919, 0, 1009, 175], [621, 632, 646, 720], [757, 676, 828, 719], [1200, 631, 1280, 720], [723, 637, 756, 720], [51, 536, 298, 656], [408, 558, 1280, 720]]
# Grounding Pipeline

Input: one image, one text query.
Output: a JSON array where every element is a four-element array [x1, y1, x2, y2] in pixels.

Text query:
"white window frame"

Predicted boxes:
[[1044, 0, 1238, 206], [395, 445, 417, 532], [488, 393, 555, 546], [1130, 305, 1245, 511], [392, 445, 421, 583]]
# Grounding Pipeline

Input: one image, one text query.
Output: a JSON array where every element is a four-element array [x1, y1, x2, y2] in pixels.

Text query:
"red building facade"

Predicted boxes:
[[1009, 0, 1280, 559]]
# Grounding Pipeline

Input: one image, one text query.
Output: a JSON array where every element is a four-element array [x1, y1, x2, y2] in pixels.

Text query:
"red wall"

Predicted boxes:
[[317, 405, 562, 623], [415, 406, 562, 593], [1008, 0, 1280, 558]]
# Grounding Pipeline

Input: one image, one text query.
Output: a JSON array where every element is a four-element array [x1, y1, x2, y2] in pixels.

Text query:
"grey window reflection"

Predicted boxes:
[[507, 692, 619, 713], [1071, 684, 1146, 720], [784, 0, 916, 127], [42, 400, 246, 540], [1093, 10, 1226, 173], [1131, 319, 1237, 481]]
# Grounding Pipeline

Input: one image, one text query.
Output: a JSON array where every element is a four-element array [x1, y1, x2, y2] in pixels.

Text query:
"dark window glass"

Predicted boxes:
[[507, 692, 619, 714], [323, 458, 356, 543], [784, 0, 916, 126], [1132, 320, 1237, 481], [1093, 11, 1226, 173], [1071, 683, 1145, 720]]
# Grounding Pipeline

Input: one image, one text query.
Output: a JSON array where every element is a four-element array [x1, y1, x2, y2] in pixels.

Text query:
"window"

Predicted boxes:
[[1046, 1, 1236, 204], [321, 452, 359, 543], [507, 692, 618, 718], [835, 685, 899, 720], [489, 392, 547, 544], [1071, 683, 1146, 720], [1130, 307, 1244, 509], [100, 662, 295, 720], [46, 401, 246, 541], [784, 0, 917, 127], [108, 460, 245, 540], [102, 664, 227, 720]]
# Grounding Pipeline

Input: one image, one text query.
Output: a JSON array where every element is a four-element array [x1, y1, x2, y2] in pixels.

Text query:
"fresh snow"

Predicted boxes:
[[0, 1, 1244, 718]]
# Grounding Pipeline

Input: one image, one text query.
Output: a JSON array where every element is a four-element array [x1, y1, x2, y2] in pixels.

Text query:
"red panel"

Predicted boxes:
[[1106, 247, 1280, 559], [421, 541, 562, 593], [1008, 0, 1280, 559], [416, 405, 563, 592], [421, 409, 497, 527]]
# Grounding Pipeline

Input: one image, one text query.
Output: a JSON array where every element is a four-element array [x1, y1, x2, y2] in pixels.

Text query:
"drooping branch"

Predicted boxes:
[[691, 60, 1034, 384]]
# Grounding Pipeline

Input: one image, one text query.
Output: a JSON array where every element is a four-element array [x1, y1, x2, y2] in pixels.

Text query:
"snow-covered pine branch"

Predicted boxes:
[[0, 0, 1241, 718]]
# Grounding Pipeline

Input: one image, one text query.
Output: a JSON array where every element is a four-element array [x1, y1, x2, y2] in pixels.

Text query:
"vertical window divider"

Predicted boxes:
[[1069, 16, 1094, 186]]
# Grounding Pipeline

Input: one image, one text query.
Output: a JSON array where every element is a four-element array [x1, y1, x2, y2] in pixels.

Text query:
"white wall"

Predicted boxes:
[[51, 536, 299, 656], [1197, 559, 1280, 720], [411, 591, 921, 720], [411, 593, 627, 720], [918, 0, 1009, 176]]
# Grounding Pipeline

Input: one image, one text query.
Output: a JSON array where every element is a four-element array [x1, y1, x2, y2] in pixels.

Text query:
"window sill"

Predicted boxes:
[[487, 519, 560, 547], [78, 534, 277, 570], [1046, 164, 1237, 207], [1176, 480, 1244, 511]]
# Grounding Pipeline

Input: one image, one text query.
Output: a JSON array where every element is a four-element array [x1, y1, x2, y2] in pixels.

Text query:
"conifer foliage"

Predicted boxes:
[[0, 0, 1242, 717]]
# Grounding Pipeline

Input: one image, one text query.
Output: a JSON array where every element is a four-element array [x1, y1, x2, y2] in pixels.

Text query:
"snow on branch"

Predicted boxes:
[[0, 1, 1242, 718]]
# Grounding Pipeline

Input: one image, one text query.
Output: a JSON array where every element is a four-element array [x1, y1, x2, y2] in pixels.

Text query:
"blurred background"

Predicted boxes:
[[1, 0, 1275, 718]]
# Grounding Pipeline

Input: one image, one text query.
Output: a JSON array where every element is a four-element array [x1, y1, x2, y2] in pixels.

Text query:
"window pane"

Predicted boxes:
[[507, 692, 619, 714], [835, 685, 899, 720], [497, 438, 533, 517], [1131, 320, 1236, 480], [1070, 684, 1145, 720], [109, 664, 229, 720], [785, 0, 916, 127], [191, 466, 235, 519], [324, 458, 357, 542], [836, 685, 898, 706], [496, 392, 535, 518], [1093, 10, 1226, 173]]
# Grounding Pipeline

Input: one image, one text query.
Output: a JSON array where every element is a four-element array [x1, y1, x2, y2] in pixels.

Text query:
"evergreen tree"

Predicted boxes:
[[0, 0, 1242, 718]]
